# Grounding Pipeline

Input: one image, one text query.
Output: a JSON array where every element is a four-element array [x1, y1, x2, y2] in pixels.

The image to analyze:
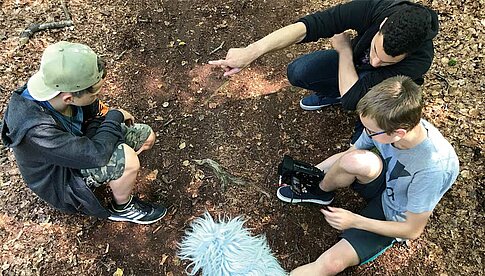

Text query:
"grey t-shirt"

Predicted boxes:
[[354, 119, 459, 222]]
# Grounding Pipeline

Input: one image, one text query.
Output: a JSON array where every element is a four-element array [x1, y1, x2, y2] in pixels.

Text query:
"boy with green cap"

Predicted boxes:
[[1, 41, 167, 224]]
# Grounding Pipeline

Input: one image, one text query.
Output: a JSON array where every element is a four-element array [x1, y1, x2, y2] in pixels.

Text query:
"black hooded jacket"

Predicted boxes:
[[1, 86, 125, 218], [297, 0, 439, 110]]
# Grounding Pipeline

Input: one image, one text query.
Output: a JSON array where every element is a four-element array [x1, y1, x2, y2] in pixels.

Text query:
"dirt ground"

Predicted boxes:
[[0, 0, 483, 275]]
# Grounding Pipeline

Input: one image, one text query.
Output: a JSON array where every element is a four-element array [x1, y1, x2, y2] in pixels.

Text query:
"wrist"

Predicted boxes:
[[352, 213, 365, 229], [337, 47, 353, 57], [246, 43, 263, 62], [105, 109, 124, 123]]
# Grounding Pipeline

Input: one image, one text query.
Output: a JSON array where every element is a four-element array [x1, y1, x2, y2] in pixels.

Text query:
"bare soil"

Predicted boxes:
[[0, 0, 483, 275]]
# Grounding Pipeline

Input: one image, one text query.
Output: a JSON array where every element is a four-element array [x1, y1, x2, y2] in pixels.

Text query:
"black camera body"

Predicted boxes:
[[277, 155, 324, 195]]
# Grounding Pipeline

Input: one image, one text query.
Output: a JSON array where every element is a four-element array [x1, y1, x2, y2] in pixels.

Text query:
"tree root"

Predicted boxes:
[[194, 158, 271, 198]]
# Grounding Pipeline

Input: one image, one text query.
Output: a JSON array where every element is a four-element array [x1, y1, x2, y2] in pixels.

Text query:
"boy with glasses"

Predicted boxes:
[[276, 76, 459, 275], [1, 41, 167, 224]]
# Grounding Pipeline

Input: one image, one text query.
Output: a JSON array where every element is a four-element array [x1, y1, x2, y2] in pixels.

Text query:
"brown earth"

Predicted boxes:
[[0, 0, 484, 275]]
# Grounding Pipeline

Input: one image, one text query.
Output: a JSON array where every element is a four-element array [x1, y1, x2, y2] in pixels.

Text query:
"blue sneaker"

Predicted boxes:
[[277, 186, 334, 205], [300, 94, 341, 111]]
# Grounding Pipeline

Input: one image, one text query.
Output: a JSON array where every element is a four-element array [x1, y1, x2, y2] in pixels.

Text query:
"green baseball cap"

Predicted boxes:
[[27, 41, 104, 101]]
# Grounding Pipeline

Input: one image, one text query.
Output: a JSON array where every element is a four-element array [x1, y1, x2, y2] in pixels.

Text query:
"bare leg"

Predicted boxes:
[[108, 144, 140, 205], [136, 130, 156, 155], [290, 239, 359, 276], [317, 150, 382, 192]]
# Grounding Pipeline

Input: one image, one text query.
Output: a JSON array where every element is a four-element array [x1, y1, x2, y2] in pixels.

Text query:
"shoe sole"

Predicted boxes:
[[299, 99, 341, 111], [277, 188, 334, 205], [108, 208, 167, 225]]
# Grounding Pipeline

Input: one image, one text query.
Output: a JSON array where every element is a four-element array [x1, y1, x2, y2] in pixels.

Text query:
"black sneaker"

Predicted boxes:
[[277, 186, 334, 205], [108, 196, 167, 224]]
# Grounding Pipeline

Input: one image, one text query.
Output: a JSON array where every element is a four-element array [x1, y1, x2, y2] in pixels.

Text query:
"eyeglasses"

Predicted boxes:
[[364, 127, 387, 138]]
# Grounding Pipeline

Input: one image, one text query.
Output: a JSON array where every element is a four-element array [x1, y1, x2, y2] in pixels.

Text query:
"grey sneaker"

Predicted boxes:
[[108, 195, 167, 224]]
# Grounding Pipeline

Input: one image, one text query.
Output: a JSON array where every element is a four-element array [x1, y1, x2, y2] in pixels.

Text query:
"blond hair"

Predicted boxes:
[[357, 76, 422, 133]]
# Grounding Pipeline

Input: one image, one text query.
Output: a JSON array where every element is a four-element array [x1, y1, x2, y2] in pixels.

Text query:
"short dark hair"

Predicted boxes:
[[357, 76, 422, 133], [71, 57, 106, 98], [380, 5, 432, 57]]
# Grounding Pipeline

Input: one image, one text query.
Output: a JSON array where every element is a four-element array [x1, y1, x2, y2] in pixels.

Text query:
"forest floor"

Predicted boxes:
[[0, 0, 483, 275]]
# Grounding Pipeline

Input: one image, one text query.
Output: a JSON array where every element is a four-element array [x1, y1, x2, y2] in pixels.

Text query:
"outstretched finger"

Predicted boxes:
[[208, 60, 227, 66]]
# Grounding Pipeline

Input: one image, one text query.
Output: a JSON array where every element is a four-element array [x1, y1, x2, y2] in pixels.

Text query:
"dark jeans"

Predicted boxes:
[[287, 50, 341, 98], [287, 50, 367, 142]]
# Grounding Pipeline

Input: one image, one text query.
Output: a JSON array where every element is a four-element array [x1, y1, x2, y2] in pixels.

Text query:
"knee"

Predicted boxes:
[[314, 254, 349, 275], [339, 150, 381, 176], [287, 59, 305, 86], [145, 130, 156, 150], [123, 144, 140, 173]]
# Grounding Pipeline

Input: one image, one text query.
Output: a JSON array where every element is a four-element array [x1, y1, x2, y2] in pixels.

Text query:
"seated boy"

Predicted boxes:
[[276, 76, 459, 275], [1, 41, 166, 224]]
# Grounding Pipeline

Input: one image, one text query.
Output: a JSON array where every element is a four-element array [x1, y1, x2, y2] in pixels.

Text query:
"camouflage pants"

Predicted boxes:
[[80, 123, 153, 188]]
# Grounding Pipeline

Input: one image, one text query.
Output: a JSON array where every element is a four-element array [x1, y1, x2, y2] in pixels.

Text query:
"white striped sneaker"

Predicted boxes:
[[108, 195, 167, 224]]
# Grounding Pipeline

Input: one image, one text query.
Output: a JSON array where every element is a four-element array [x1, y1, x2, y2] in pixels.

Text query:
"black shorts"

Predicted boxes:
[[340, 156, 396, 265]]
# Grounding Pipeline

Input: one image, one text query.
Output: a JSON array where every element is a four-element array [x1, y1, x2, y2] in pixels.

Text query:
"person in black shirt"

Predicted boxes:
[[210, 0, 438, 143]]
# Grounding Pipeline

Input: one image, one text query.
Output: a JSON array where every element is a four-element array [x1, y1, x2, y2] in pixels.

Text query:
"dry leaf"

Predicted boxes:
[[460, 170, 471, 179], [301, 223, 308, 232], [160, 254, 169, 266], [146, 170, 159, 181], [113, 268, 123, 276]]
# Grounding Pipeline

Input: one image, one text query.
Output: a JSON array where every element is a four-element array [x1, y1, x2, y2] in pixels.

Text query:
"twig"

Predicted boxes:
[[18, 1, 73, 46], [97, 260, 110, 269], [202, 80, 229, 106], [5, 229, 24, 246], [60, 0, 71, 20], [209, 41, 225, 55], [152, 225, 163, 234], [114, 49, 128, 60], [138, 18, 152, 23], [163, 118, 174, 127], [433, 72, 450, 95], [255, 186, 271, 198], [19, 20, 73, 46]]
